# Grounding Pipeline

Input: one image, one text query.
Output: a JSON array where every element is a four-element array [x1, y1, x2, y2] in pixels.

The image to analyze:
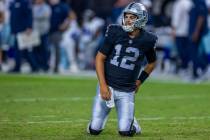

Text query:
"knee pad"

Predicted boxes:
[[88, 125, 102, 135]]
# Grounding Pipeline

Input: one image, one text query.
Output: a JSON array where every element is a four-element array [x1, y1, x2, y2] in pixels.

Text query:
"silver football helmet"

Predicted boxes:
[[122, 2, 148, 32]]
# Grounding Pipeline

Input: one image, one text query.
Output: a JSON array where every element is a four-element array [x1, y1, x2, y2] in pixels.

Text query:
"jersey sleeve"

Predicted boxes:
[[145, 34, 158, 63], [148, 33, 158, 49], [145, 47, 156, 63], [98, 25, 116, 56]]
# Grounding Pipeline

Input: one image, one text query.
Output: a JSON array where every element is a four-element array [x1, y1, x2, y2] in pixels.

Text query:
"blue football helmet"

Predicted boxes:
[[122, 2, 148, 32]]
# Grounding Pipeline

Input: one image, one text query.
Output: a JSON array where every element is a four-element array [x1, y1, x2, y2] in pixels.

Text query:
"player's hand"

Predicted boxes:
[[25, 28, 32, 35], [171, 29, 176, 40], [100, 85, 111, 101], [135, 80, 141, 94]]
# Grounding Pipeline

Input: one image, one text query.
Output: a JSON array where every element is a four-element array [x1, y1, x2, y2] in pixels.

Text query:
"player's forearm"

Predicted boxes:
[[194, 16, 205, 35], [137, 61, 156, 84], [95, 52, 107, 87], [144, 61, 156, 74]]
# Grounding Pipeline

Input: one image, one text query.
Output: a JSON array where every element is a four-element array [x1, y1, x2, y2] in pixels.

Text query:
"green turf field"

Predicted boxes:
[[0, 74, 210, 140]]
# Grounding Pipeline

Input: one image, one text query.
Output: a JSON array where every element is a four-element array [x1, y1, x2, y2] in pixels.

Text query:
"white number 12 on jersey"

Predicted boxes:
[[110, 44, 139, 70]]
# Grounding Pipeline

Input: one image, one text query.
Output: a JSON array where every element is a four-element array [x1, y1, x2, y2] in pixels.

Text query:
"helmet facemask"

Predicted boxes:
[[122, 12, 137, 32]]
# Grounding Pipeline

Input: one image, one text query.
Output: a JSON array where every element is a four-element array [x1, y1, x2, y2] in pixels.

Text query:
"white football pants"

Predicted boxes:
[[89, 85, 140, 132]]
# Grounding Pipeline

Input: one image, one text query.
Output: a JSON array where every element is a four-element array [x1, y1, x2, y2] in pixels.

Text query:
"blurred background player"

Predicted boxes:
[[171, 0, 192, 79], [60, 10, 80, 73], [32, 0, 51, 72], [48, 0, 69, 73], [78, 9, 104, 70], [9, 0, 39, 73], [188, 0, 208, 80]]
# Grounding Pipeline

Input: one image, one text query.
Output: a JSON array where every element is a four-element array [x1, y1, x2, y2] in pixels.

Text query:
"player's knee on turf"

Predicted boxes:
[[87, 123, 102, 135], [89, 127, 102, 135], [118, 130, 135, 137], [118, 125, 136, 137]]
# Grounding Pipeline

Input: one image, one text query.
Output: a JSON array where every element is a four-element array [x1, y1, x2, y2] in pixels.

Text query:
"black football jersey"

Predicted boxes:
[[99, 24, 157, 92]]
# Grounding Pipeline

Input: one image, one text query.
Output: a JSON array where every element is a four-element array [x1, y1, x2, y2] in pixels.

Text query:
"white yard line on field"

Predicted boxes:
[[32, 115, 57, 118], [3, 97, 92, 102], [1, 116, 210, 124], [2, 95, 209, 103]]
